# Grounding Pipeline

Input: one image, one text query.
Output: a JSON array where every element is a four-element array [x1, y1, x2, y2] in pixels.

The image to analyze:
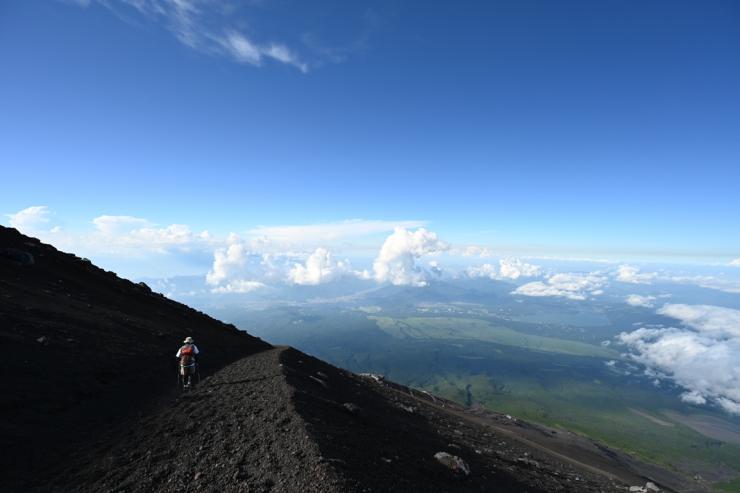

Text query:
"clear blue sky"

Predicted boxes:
[[1, 0, 739, 261]]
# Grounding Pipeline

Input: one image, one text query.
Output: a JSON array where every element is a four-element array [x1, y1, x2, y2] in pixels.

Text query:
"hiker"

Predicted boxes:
[[176, 336, 200, 388]]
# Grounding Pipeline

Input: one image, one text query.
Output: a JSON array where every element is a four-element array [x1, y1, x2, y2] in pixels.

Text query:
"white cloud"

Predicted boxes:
[[92, 215, 150, 235], [458, 245, 494, 258], [466, 263, 498, 279], [218, 31, 308, 73], [287, 247, 351, 285], [680, 391, 707, 405], [83, 215, 213, 255], [616, 264, 657, 284], [466, 258, 541, 281], [373, 227, 449, 286], [619, 304, 740, 415], [206, 241, 248, 286], [731, 258, 740, 267], [73, 0, 309, 72], [665, 274, 740, 294], [210, 279, 266, 294], [7, 206, 52, 233], [248, 219, 426, 244], [499, 258, 541, 279], [626, 294, 657, 308], [513, 272, 606, 301], [657, 304, 740, 338]]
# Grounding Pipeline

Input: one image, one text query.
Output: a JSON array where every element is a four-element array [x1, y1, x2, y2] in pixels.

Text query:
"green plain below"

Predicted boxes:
[[372, 316, 618, 359]]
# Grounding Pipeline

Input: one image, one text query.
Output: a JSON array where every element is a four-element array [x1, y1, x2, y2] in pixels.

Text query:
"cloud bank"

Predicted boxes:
[[616, 265, 657, 284], [513, 272, 606, 301], [7, 205, 52, 233], [619, 304, 740, 415], [467, 258, 541, 280], [287, 247, 353, 286]]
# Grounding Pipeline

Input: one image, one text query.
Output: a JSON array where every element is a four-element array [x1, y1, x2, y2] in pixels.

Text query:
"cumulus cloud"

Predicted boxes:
[[616, 264, 657, 284], [373, 228, 449, 286], [467, 258, 541, 281], [499, 258, 541, 279], [6, 205, 53, 233], [513, 272, 606, 301], [619, 304, 740, 415], [206, 241, 249, 286], [731, 259, 740, 267], [287, 247, 351, 285], [71, 0, 309, 72], [625, 294, 657, 308]]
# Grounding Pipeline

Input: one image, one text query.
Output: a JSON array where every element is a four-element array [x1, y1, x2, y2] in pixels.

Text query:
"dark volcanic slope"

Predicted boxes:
[[0, 226, 270, 490], [42, 347, 652, 493]]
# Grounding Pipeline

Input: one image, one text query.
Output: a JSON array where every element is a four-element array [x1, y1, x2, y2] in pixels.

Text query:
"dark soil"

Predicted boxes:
[[0, 226, 270, 491]]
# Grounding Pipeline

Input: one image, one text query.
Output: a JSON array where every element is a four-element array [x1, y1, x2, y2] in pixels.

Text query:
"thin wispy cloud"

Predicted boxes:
[[71, 0, 309, 72]]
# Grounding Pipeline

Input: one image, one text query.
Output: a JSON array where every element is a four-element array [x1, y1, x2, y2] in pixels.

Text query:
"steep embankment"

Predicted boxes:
[[0, 226, 270, 491], [40, 346, 659, 493]]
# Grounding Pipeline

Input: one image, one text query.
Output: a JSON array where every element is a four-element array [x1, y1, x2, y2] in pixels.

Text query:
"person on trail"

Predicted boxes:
[[176, 336, 200, 388]]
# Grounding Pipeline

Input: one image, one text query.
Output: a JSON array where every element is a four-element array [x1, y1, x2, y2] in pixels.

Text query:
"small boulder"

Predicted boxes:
[[36, 336, 49, 346], [645, 483, 660, 492], [434, 451, 470, 477], [342, 402, 361, 415]]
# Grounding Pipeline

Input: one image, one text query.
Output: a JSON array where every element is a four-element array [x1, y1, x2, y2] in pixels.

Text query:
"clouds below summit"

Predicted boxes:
[[514, 272, 606, 301], [467, 258, 541, 281], [620, 304, 740, 415], [373, 227, 449, 286]]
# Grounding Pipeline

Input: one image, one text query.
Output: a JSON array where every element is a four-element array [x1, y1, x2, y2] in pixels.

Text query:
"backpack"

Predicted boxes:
[[180, 344, 196, 367]]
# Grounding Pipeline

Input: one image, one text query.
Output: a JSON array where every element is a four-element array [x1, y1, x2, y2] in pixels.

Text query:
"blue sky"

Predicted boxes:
[[1, 0, 739, 275]]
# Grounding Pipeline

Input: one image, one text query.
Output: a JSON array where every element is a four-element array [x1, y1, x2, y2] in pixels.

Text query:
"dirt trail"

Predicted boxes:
[[40, 348, 345, 493]]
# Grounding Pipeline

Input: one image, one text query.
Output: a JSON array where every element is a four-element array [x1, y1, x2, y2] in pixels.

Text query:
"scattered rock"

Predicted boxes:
[[342, 402, 361, 415], [309, 375, 328, 388], [516, 457, 540, 468], [646, 482, 660, 491], [434, 451, 471, 477], [36, 336, 49, 346], [395, 402, 415, 413], [359, 373, 384, 383]]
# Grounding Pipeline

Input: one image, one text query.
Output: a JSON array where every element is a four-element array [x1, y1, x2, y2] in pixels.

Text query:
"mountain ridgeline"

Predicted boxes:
[[0, 226, 686, 492]]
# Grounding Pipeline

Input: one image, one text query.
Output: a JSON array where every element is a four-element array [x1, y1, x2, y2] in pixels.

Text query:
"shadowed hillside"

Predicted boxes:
[[0, 226, 271, 491]]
